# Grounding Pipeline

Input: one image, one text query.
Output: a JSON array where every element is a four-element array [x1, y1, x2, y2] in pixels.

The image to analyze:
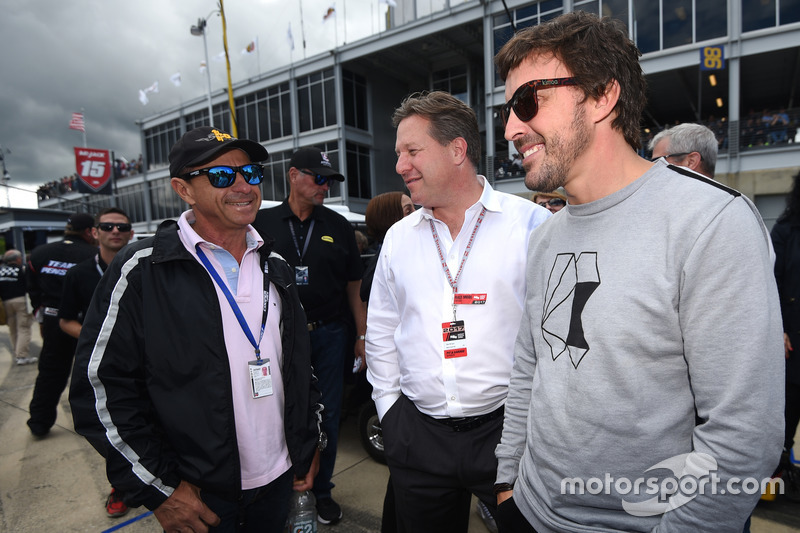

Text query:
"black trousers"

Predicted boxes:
[[785, 380, 800, 451], [382, 395, 501, 533], [496, 496, 538, 533], [27, 316, 78, 434]]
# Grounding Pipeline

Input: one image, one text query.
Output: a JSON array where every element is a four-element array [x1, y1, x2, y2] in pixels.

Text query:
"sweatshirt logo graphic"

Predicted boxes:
[[541, 252, 599, 368], [40, 260, 78, 276]]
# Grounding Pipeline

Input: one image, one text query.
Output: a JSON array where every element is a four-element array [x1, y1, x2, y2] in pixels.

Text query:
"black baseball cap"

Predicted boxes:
[[290, 147, 344, 182], [66, 212, 95, 232], [168, 126, 269, 178]]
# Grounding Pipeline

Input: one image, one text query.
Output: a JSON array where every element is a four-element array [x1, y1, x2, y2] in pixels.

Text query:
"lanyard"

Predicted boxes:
[[429, 206, 486, 320], [288, 218, 315, 265], [196, 245, 270, 361], [94, 254, 104, 277]]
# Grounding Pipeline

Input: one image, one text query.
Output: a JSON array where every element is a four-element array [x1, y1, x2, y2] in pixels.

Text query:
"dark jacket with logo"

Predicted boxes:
[[772, 218, 800, 385], [27, 237, 97, 311], [69, 219, 321, 511]]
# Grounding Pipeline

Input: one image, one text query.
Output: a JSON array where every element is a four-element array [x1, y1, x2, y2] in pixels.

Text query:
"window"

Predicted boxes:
[[185, 104, 230, 134], [343, 70, 369, 130], [433, 66, 468, 104], [149, 177, 187, 220], [297, 69, 337, 132], [143, 119, 181, 171], [261, 149, 292, 202], [234, 83, 292, 142], [345, 142, 371, 200]]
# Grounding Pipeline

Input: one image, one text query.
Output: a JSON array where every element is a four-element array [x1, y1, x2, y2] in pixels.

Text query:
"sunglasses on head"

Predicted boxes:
[[537, 198, 566, 208], [299, 169, 331, 186], [97, 222, 132, 232], [180, 164, 265, 188], [501, 77, 577, 126]]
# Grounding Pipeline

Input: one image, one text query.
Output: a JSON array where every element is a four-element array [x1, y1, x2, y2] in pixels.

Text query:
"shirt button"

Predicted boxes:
[[231, 267, 237, 273]]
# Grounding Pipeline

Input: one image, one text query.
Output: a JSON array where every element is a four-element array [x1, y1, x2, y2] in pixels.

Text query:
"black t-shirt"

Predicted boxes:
[[58, 255, 106, 324], [253, 201, 363, 323], [0, 264, 28, 301], [27, 238, 97, 310]]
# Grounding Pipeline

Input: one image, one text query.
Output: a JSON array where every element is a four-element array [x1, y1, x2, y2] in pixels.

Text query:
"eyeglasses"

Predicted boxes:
[[501, 78, 577, 125], [180, 164, 265, 188], [97, 222, 132, 232], [650, 152, 692, 162], [299, 169, 330, 186], [537, 198, 566, 208]]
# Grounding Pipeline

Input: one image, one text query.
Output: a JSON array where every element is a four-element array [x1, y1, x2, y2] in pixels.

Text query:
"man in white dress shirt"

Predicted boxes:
[[365, 91, 550, 533]]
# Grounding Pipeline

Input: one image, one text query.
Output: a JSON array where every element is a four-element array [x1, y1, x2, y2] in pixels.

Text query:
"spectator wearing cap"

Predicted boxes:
[[253, 146, 367, 525], [25, 212, 97, 437], [69, 127, 323, 533], [531, 189, 567, 214]]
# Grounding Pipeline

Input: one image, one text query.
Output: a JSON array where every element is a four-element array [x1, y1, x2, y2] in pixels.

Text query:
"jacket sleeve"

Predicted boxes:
[[26, 258, 42, 311], [69, 247, 180, 511], [771, 221, 790, 332]]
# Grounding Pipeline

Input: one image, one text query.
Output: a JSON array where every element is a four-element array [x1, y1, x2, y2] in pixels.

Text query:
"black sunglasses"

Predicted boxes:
[[97, 222, 132, 232], [501, 78, 577, 125], [537, 198, 566, 208], [299, 169, 330, 186], [180, 164, 265, 188]]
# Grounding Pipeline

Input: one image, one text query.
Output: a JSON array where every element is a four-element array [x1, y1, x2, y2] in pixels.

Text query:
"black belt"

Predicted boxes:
[[306, 316, 339, 331], [428, 405, 504, 432]]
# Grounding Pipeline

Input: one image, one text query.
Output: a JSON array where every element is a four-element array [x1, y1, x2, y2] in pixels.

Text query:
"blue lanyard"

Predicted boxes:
[[196, 245, 270, 361]]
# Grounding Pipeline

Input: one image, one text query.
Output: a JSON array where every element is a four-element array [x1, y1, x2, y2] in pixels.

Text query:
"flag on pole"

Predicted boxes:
[[138, 81, 159, 106], [241, 38, 258, 55], [213, 51, 226, 62], [287, 23, 295, 51], [69, 112, 85, 132], [323, 4, 336, 21], [170, 72, 182, 87], [381, 0, 397, 6], [199, 61, 207, 74]]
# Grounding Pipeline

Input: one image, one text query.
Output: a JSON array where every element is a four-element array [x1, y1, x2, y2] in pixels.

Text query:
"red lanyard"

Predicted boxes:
[[428, 207, 486, 320]]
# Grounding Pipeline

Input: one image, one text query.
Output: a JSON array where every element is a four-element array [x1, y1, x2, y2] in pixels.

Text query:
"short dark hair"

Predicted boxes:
[[391, 91, 482, 170], [495, 11, 647, 150], [95, 207, 131, 225]]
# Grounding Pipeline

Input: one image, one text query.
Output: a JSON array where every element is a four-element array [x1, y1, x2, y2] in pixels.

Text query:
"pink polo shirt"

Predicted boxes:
[[178, 211, 291, 489]]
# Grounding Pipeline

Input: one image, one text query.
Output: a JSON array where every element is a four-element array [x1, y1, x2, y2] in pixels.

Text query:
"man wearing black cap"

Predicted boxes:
[[70, 127, 323, 533], [26, 211, 97, 437], [253, 146, 367, 525]]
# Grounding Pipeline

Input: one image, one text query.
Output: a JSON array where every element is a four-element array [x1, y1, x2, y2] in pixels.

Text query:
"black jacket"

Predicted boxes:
[[772, 218, 800, 385], [69, 219, 321, 511]]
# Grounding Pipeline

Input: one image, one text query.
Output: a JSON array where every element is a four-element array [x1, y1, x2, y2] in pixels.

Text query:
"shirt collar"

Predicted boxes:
[[177, 209, 263, 253], [412, 174, 501, 227]]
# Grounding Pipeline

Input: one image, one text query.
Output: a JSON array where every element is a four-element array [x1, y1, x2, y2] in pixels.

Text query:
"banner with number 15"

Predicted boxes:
[[74, 147, 112, 195]]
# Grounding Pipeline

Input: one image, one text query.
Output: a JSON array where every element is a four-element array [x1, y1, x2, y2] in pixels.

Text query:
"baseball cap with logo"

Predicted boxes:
[[290, 147, 345, 182], [168, 126, 269, 178]]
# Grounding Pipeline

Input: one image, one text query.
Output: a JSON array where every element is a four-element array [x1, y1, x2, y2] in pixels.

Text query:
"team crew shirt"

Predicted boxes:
[[178, 211, 291, 489], [254, 201, 363, 323], [366, 176, 550, 421], [58, 255, 106, 324]]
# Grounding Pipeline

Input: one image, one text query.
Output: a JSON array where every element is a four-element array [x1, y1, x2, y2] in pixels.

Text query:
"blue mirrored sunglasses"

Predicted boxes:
[[299, 168, 330, 186], [180, 164, 265, 188]]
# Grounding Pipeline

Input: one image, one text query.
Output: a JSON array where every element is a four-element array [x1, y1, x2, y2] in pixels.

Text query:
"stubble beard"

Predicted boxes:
[[522, 105, 590, 193]]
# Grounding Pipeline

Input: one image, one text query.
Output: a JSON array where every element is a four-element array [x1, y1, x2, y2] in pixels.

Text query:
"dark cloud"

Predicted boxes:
[[0, 0, 381, 198]]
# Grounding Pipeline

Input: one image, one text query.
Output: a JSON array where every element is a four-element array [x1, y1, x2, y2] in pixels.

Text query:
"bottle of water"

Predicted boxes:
[[286, 490, 317, 533]]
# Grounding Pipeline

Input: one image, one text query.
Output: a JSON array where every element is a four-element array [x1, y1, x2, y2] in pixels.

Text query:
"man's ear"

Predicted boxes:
[[685, 151, 703, 172], [592, 79, 621, 124], [450, 137, 468, 166], [171, 177, 195, 206]]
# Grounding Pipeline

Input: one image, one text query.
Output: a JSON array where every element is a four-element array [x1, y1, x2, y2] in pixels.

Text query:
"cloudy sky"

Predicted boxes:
[[0, 0, 393, 204]]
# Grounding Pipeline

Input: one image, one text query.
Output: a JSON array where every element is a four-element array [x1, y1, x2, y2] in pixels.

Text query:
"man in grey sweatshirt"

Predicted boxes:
[[493, 11, 784, 533]]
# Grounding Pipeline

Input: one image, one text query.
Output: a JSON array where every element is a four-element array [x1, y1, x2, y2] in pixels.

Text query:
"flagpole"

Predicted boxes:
[[299, 0, 307, 59], [81, 107, 87, 148], [219, 0, 238, 137]]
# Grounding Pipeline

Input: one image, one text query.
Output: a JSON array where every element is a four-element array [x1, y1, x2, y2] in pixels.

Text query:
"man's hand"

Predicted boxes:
[[496, 489, 513, 506], [153, 480, 220, 533], [784, 332, 793, 359], [293, 448, 321, 492]]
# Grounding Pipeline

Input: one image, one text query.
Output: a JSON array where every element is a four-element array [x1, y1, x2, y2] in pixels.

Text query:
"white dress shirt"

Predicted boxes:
[[366, 176, 550, 421]]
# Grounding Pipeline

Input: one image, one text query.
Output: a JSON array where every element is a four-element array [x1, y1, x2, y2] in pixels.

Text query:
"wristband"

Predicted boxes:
[[493, 482, 513, 495]]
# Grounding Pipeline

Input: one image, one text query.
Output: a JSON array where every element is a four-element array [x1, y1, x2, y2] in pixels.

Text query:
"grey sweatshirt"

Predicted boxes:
[[496, 161, 784, 532]]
